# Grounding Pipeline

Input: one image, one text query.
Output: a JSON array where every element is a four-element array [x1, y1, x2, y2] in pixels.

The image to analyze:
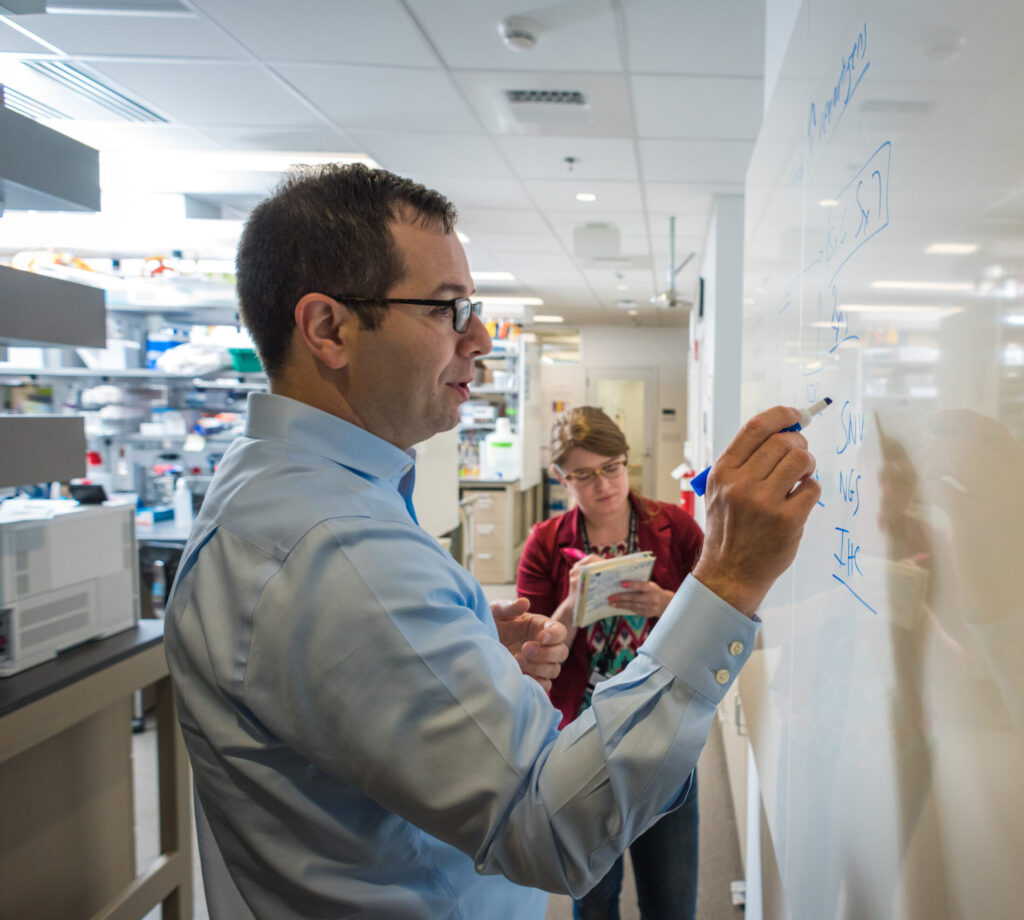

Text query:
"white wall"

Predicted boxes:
[[537, 363, 587, 471], [579, 325, 689, 505], [689, 193, 745, 516]]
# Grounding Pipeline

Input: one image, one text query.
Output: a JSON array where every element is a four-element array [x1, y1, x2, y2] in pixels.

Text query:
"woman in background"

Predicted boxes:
[[516, 406, 704, 920]]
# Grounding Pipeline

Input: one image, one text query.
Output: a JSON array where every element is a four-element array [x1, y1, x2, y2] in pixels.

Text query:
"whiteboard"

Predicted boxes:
[[740, 1, 1024, 918]]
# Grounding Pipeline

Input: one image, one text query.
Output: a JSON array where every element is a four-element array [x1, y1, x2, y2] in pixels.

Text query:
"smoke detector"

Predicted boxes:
[[500, 16, 540, 52]]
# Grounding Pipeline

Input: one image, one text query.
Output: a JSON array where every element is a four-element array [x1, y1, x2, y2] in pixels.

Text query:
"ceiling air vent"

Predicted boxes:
[[506, 89, 587, 106], [1, 85, 70, 121], [22, 60, 167, 123], [504, 88, 592, 128]]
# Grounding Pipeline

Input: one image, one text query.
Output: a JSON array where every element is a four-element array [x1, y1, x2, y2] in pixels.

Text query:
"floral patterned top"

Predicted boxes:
[[577, 505, 657, 715]]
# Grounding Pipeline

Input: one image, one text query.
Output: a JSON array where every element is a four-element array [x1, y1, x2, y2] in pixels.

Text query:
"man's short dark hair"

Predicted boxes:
[[236, 163, 458, 379]]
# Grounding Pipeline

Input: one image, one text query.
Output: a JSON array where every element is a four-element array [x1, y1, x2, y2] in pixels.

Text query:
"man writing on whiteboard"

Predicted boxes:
[[163, 163, 821, 918]]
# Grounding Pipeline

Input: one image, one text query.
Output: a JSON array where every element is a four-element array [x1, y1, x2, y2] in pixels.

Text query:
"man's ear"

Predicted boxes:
[[293, 293, 354, 370]]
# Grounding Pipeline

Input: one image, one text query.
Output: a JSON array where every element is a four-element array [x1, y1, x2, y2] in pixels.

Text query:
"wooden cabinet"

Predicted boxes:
[[459, 480, 543, 584], [0, 620, 191, 920]]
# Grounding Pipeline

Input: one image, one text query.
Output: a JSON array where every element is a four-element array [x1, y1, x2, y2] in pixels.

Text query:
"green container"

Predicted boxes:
[[229, 347, 262, 372]]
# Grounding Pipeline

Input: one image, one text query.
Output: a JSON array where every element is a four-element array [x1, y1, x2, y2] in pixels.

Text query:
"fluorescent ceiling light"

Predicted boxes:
[[1005, 313, 1024, 326], [46, 4, 192, 17], [818, 199, 839, 207], [100, 149, 378, 193], [576, 192, 597, 202], [925, 242, 978, 255], [195, 259, 236, 274], [617, 284, 628, 291], [840, 304, 965, 313], [870, 280, 974, 292], [627, 309, 639, 316], [533, 315, 564, 323], [471, 271, 516, 282], [479, 296, 544, 306]]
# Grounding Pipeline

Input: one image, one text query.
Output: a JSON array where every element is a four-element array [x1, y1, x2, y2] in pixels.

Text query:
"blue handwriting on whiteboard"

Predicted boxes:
[[836, 400, 865, 455], [834, 526, 862, 577], [823, 139, 888, 282], [826, 141, 892, 286], [832, 528, 877, 614], [832, 574, 879, 614], [839, 468, 861, 515], [807, 23, 869, 157], [827, 286, 859, 353]]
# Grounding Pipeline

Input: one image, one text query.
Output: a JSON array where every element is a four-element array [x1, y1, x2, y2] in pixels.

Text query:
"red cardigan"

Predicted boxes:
[[516, 494, 703, 728]]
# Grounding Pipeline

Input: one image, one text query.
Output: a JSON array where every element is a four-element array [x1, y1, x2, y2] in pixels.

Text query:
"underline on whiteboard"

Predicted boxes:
[[832, 573, 878, 614], [830, 61, 870, 141], [803, 367, 824, 376]]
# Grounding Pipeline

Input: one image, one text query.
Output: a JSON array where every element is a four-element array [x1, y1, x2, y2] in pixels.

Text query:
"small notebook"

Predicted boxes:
[[573, 551, 656, 627]]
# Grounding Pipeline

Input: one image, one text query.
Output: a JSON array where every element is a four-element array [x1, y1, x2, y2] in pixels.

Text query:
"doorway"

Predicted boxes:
[[586, 367, 658, 497]]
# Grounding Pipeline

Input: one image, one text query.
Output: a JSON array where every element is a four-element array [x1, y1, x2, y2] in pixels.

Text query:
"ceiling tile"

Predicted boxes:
[[632, 75, 763, 140], [494, 251, 580, 273], [639, 138, 754, 183], [87, 60, 324, 126], [349, 130, 511, 180], [496, 136, 638, 180], [547, 209, 650, 232], [414, 176, 533, 210], [53, 121, 218, 153], [644, 182, 721, 215], [457, 208, 550, 235], [191, 0, 437, 66], [10, 10, 243, 57], [272, 63, 481, 133], [0, 17, 54, 52], [524, 179, 643, 213], [407, 0, 622, 73], [471, 232, 564, 254], [199, 125, 360, 152], [623, 0, 765, 77]]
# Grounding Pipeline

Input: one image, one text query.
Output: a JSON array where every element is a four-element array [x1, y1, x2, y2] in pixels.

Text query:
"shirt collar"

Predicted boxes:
[[244, 392, 416, 481]]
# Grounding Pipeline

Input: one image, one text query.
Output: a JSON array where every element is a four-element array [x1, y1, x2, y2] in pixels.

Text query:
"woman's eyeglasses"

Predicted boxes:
[[558, 459, 628, 484]]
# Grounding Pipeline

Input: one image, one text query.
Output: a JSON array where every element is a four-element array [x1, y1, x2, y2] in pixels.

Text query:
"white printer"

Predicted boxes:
[[0, 499, 139, 677]]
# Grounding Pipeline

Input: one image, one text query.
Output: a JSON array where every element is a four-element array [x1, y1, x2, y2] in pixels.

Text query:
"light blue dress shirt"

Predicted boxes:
[[164, 393, 759, 919]]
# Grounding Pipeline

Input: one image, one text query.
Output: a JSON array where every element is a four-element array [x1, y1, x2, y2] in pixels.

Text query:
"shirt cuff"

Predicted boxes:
[[640, 574, 760, 704]]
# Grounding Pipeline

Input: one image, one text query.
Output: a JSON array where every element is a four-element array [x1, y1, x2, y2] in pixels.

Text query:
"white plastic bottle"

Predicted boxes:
[[481, 417, 521, 481], [174, 478, 194, 527]]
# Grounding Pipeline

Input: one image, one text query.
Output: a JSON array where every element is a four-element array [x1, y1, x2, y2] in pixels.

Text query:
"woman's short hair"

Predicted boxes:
[[549, 406, 629, 469]]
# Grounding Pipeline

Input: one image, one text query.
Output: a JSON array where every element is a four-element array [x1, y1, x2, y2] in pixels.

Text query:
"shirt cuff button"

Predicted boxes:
[[715, 668, 730, 685], [728, 640, 744, 656]]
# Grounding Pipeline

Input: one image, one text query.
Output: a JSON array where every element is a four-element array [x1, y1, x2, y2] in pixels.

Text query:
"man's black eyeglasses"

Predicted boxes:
[[333, 296, 483, 334]]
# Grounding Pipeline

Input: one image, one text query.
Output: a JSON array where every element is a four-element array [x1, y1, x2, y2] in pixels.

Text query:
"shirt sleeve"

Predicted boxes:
[[515, 523, 562, 619], [243, 515, 758, 897]]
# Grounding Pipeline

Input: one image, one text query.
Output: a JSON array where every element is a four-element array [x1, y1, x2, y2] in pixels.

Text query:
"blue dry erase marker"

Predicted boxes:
[[690, 397, 832, 497]]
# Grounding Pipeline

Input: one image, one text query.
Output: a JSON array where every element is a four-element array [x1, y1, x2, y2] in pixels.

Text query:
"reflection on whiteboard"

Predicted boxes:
[[741, 1, 1024, 918]]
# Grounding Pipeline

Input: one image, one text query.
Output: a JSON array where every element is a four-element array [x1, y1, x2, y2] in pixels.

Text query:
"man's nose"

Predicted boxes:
[[460, 311, 493, 357]]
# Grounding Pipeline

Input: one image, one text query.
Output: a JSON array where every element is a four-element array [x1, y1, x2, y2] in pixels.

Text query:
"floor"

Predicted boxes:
[[133, 581, 746, 920]]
